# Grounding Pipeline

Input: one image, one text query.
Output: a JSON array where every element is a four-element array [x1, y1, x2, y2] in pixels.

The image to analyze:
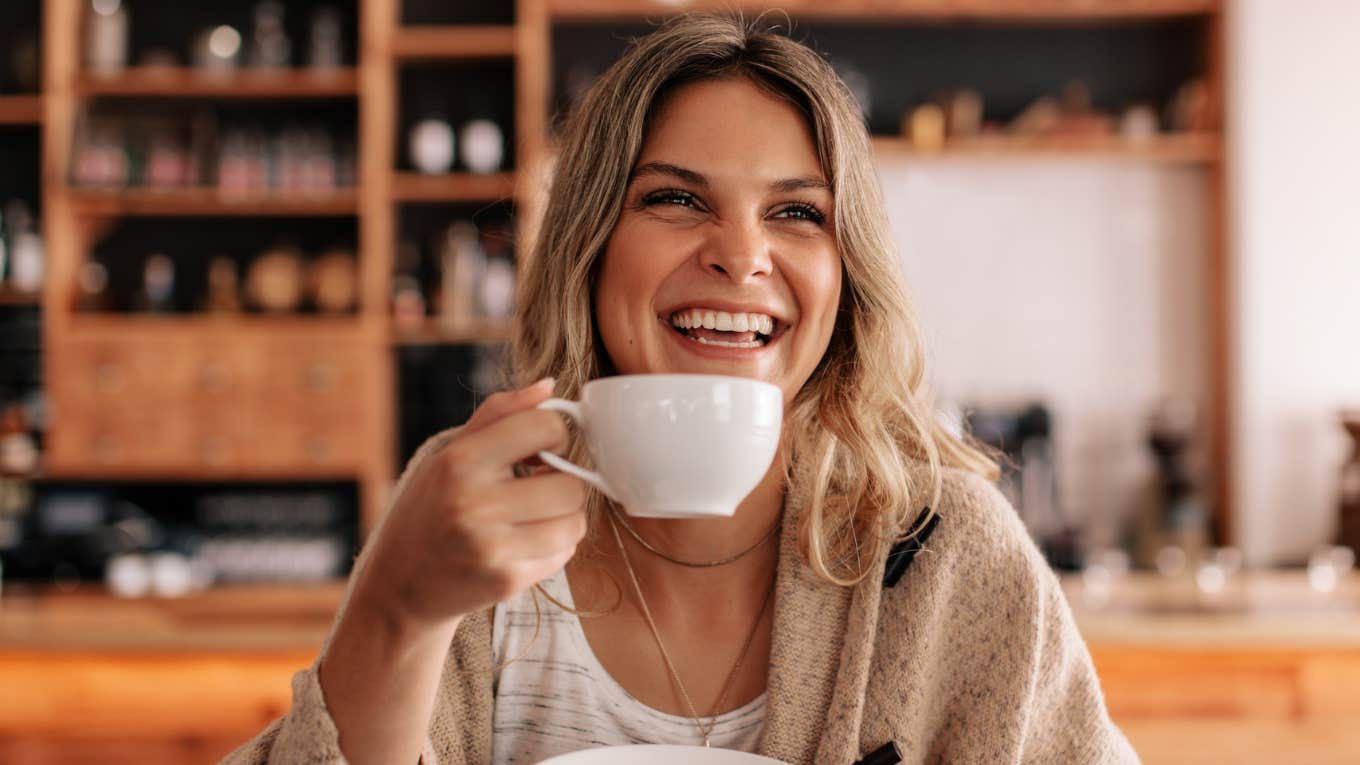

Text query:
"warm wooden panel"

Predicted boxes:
[[0, 651, 310, 739], [75, 68, 359, 98], [392, 26, 517, 60], [0, 95, 43, 125], [391, 171, 518, 202], [390, 317, 515, 346], [0, 736, 244, 765], [1117, 718, 1360, 765]]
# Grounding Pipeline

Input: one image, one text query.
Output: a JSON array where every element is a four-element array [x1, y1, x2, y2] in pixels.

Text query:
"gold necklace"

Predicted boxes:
[[607, 512, 775, 747], [611, 506, 781, 568]]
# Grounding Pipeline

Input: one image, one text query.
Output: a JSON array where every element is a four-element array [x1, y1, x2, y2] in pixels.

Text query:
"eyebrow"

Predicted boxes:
[[629, 161, 830, 194]]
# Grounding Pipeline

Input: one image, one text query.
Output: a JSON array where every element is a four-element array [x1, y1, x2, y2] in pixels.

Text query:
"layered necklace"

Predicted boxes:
[[605, 509, 777, 747]]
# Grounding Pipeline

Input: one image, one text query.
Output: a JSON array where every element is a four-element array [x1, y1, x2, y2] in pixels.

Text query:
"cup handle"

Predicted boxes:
[[535, 398, 619, 502]]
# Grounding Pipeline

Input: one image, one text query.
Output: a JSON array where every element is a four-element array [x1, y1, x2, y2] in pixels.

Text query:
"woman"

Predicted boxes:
[[226, 14, 1137, 765]]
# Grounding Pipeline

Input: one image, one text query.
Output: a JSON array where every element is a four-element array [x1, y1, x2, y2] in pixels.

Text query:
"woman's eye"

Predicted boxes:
[[774, 203, 826, 225], [642, 189, 701, 210]]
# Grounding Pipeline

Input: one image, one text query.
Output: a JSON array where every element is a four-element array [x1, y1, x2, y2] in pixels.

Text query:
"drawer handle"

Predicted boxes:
[[94, 363, 125, 394], [305, 435, 333, 463], [305, 362, 338, 394], [200, 435, 230, 465], [199, 362, 232, 393], [92, 435, 119, 462]]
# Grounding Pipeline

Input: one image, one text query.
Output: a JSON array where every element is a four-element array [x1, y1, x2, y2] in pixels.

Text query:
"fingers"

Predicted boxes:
[[463, 377, 556, 435], [465, 472, 589, 526], [452, 407, 573, 475], [488, 510, 588, 567]]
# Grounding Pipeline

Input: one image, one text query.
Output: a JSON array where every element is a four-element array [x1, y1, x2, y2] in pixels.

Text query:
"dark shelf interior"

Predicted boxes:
[[88, 216, 359, 314], [551, 17, 1209, 135], [397, 61, 517, 173]]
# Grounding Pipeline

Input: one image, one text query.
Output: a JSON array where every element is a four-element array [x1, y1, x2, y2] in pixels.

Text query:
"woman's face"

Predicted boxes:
[[594, 77, 843, 404]]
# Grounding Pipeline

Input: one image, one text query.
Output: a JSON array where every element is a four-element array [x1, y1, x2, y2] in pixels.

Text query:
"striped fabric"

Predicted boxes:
[[490, 568, 767, 764]]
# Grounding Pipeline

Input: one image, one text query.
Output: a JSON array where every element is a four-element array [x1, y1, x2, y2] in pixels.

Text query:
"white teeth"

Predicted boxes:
[[668, 308, 778, 336], [693, 336, 762, 349]]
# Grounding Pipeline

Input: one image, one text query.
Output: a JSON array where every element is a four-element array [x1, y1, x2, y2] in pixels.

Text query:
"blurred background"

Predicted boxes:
[[0, 1, 1356, 763]]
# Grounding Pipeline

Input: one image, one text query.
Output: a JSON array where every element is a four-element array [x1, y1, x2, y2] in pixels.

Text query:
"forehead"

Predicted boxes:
[[636, 77, 827, 185]]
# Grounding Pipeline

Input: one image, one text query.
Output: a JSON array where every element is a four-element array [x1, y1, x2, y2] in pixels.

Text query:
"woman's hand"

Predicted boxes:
[[351, 377, 589, 633], [319, 378, 586, 764]]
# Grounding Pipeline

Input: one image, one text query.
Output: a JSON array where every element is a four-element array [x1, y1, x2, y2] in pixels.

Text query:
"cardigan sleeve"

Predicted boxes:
[[1017, 566, 1141, 764]]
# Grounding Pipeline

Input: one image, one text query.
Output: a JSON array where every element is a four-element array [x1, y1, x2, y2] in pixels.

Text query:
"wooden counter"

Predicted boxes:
[[0, 584, 343, 765], [1, 573, 1357, 764], [1066, 572, 1360, 765]]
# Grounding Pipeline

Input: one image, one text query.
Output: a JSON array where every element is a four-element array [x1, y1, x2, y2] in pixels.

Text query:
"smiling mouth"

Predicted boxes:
[[665, 308, 784, 349]]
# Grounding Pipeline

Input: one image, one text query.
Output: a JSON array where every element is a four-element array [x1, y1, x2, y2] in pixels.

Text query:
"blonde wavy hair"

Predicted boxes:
[[513, 13, 997, 586]]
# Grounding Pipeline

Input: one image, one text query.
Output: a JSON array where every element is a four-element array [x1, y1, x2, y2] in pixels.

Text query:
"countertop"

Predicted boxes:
[[1, 572, 1357, 653]]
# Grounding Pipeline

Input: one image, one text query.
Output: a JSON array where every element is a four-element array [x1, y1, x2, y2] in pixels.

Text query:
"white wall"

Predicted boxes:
[[879, 159, 1210, 548], [1229, 0, 1360, 565]]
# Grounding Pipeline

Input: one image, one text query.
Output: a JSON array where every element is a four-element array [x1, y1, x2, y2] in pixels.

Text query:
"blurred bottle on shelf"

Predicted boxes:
[[86, 0, 129, 78], [308, 248, 357, 314], [7, 28, 40, 93], [246, 244, 305, 313], [439, 222, 485, 332], [76, 261, 111, 311], [459, 119, 504, 174], [4, 200, 43, 294], [194, 25, 243, 73], [308, 6, 345, 71], [203, 256, 242, 313], [1135, 397, 1210, 570], [248, 2, 292, 69], [478, 224, 515, 319], [1338, 412, 1360, 553], [130, 253, 175, 313], [410, 115, 455, 175]]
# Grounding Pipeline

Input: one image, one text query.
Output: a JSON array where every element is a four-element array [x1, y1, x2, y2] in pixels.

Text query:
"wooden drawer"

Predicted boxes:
[[47, 331, 369, 476]]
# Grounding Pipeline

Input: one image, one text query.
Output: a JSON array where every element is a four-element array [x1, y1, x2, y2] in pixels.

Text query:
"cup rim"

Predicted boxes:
[[583, 373, 781, 396]]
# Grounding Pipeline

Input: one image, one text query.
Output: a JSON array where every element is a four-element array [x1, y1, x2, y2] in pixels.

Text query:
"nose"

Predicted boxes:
[[699, 218, 773, 283]]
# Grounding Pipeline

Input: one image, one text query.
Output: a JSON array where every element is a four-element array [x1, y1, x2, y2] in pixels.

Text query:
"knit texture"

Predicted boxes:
[[221, 430, 1139, 764]]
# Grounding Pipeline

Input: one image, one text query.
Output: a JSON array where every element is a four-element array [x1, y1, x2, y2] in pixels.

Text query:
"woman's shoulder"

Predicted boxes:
[[890, 462, 1053, 598]]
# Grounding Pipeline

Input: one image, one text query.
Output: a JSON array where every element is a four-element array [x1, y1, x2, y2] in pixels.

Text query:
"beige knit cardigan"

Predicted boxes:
[[223, 429, 1139, 764]]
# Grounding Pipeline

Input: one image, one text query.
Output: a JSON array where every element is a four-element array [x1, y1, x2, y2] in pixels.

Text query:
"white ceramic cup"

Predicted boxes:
[[536, 374, 783, 519]]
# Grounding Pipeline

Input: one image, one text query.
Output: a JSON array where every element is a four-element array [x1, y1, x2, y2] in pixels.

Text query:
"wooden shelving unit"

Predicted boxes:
[[23, 0, 1232, 541], [0, 95, 43, 125], [67, 187, 360, 217], [391, 171, 517, 202], [75, 67, 360, 98], [391, 317, 514, 346], [392, 25, 517, 60], [0, 287, 42, 306], [871, 132, 1222, 163]]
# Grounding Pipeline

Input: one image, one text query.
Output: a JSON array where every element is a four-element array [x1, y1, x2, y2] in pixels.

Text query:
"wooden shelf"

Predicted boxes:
[[0, 287, 41, 307], [66, 314, 363, 338], [0, 95, 43, 125], [391, 318, 513, 346], [392, 172, 517, 203], [392, 26, 517, 60], [76, 68, 359, 98], [871, 132, 1221, 163], [547, 0, 1220, 22], [68, 187, 359, 217]]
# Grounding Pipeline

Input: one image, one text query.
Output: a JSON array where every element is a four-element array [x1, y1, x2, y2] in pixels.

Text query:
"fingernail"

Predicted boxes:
[[532, 376, 555, 390]]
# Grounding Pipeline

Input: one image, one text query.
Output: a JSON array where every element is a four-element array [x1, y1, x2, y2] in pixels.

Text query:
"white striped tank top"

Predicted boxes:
[[490, 568, 767, 764]]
